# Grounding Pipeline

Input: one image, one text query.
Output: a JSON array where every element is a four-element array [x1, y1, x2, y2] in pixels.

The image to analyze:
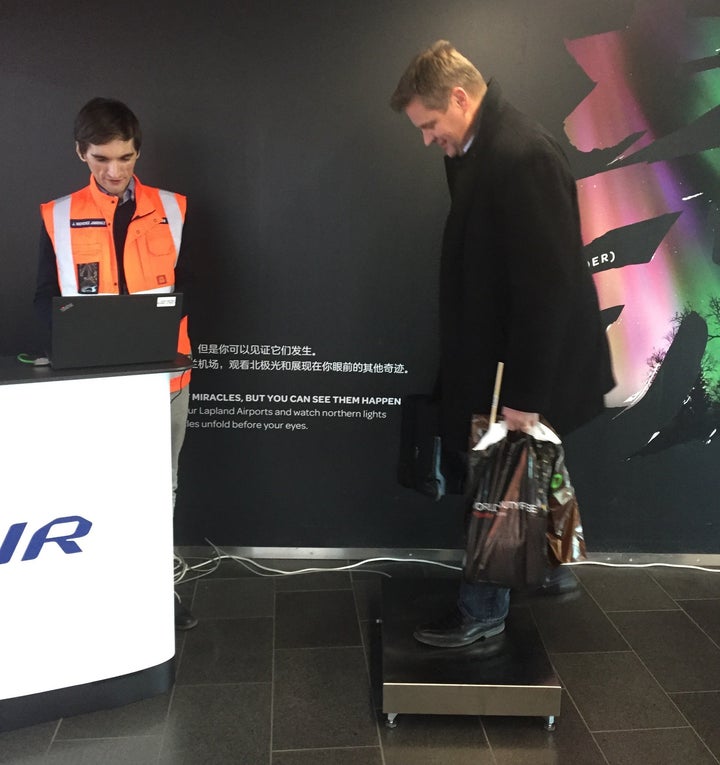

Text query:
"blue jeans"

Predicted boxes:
[[458, 580, 510, 625]]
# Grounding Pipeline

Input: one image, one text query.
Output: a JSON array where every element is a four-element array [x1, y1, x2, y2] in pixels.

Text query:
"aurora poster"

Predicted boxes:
[[562, 0, 720, 551], [172, 0, 720, 552]]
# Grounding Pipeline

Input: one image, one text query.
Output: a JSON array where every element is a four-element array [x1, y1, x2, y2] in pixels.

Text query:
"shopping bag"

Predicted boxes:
[[462, 419, 562, 588], [546, 446, 587, 566]]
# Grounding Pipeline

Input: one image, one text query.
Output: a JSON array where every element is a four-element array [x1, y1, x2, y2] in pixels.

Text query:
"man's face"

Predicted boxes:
[[405, 92, 471, 158], [76, 138, 139, 197]]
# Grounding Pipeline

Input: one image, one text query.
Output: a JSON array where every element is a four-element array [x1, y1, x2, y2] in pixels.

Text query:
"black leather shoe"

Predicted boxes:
[[532, 566, 579, 596], [413, 608, 505, 648], [174, 598, 198, 631]]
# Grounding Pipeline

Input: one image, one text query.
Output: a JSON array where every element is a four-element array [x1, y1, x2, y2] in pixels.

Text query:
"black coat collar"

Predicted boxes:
[[443, 79, 504, 202]]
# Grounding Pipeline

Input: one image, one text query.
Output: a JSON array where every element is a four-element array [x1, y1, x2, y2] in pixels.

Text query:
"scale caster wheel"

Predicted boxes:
[[544, 715, 556, 731], [385, 713, 398, 728]]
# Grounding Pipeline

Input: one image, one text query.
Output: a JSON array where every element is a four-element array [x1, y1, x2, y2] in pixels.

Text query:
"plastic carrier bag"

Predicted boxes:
[[463, 417, 586, 589]]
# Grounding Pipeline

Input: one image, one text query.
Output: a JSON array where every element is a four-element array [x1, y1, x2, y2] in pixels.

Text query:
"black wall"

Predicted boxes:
[[3, 0, 719, 553]]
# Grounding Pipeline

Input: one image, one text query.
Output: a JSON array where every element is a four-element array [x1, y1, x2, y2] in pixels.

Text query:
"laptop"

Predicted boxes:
[[50, 294, 183, 370]]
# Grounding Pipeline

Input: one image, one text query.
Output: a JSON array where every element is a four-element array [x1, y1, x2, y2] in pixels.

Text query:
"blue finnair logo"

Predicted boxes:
[[0, 516, 92, 563]]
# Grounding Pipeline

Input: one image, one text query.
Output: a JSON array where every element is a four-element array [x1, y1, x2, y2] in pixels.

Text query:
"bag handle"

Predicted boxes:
[[489, 361, 505, 426]]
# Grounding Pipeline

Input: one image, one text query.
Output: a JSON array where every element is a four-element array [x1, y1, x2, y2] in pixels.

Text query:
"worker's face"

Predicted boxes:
[[76, 138, 139, 197], [405, 91, 471, 158]]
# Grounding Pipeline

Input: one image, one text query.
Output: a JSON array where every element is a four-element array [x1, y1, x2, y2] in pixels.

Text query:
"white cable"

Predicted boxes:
[[205, 543, 462, 578], [566, 560, 720, 574], [171, 541, 719, 586], [171, 541, 465, 585], [173, 547, 222, 584]]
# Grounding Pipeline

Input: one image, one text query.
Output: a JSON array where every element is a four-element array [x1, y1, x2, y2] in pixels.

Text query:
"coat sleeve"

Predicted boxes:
[[34, 224, 61, 333], [492, 138, 583, 415], [173, 202, 193, 322]]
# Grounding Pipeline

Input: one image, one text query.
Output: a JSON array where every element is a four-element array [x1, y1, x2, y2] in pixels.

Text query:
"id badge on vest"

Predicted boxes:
[[78, 263, 99, 294]]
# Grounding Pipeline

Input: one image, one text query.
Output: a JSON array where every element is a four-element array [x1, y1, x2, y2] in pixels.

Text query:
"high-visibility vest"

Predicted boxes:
[[41, 175, 191, 391]]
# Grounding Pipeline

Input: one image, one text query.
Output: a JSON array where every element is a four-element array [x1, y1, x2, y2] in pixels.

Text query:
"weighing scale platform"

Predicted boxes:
[[381, 578, 561, 729]]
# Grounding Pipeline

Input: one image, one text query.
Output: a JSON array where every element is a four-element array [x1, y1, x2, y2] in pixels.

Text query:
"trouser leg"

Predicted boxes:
[[170, 384, 190, 509], [169, 384, 197, 630], [458, 579, 511, 624]]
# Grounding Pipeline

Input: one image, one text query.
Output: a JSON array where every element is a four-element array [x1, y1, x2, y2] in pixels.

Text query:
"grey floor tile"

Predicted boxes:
[[649, 567, 720, 599], [361, 619, 384, 712], [530, 591, 629, 653], [352, 578, 382, 622], [174, 578, 197, 606], [679, 598, 720, 644], [46, 735, 162, 764], [551, 651, 685, 731], [593, 727, 717, 765], [175, 580, 197, 667], [174, 579, 197, 665], [54, 692, 170, 739], [175, 579, 197, 639], [273, 647, 377, 750], [7, 554, 720, 765], [0, 751, 46, 765], [273, 747, 383, 764], [377, 576, 459, 622], [671, 691, 720, 759], [483, 691, 606, 765], [359, 617, 379, 655], [192, 577, 275, 618], [379, 713, 493, 765], [275, 590, 361, 648], [174, 628, 187, 665], [160, 683, 271, 765], [574, 566, 679, 611], [175, 617, 273, 684], [0, 722, 56, 764], [609, 610, 720, 692]]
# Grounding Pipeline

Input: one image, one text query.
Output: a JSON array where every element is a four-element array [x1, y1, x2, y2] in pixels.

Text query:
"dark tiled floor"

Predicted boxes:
[[3, 557, 720, 764]]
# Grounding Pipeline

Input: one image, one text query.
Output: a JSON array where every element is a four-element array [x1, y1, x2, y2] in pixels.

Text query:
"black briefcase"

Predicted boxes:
[[397, 395, 466, 500]]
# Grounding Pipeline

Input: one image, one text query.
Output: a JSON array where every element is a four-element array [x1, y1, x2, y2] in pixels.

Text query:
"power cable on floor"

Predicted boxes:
[[173, 541, 719, 586]]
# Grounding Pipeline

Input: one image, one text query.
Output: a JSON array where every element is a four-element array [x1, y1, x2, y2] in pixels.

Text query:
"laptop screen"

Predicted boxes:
[[50, 294, 183, 370]]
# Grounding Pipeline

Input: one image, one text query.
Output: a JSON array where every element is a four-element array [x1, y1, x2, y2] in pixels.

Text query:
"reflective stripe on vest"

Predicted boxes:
[[133, 285, 174, 295], [52, 195, 88, 296], [158, 190, 183, 266]]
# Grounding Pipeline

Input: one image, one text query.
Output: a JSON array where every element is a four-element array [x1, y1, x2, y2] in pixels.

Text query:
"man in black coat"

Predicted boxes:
[[391, 41, 615, 647]]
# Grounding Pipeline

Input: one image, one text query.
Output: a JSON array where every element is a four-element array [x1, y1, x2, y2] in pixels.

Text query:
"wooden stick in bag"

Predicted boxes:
[[489, 361, 504, 426]]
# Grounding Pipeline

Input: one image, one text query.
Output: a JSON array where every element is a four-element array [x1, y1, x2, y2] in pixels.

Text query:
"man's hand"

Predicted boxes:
[[501, 406, 539, 432]]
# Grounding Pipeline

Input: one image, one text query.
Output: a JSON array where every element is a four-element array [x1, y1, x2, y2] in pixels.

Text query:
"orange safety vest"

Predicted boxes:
[[40, 175, 191, 391]]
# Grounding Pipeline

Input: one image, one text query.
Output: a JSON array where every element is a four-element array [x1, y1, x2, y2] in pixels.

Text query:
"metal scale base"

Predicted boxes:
[[381, 578, 561, 729]]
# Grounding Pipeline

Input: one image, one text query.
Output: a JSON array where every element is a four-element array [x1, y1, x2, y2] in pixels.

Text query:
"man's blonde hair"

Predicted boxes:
[[390, 40, 485, 112]]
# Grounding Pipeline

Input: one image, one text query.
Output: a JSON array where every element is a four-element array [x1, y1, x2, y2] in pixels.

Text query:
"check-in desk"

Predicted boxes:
[[0, 355, 190, 731]]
